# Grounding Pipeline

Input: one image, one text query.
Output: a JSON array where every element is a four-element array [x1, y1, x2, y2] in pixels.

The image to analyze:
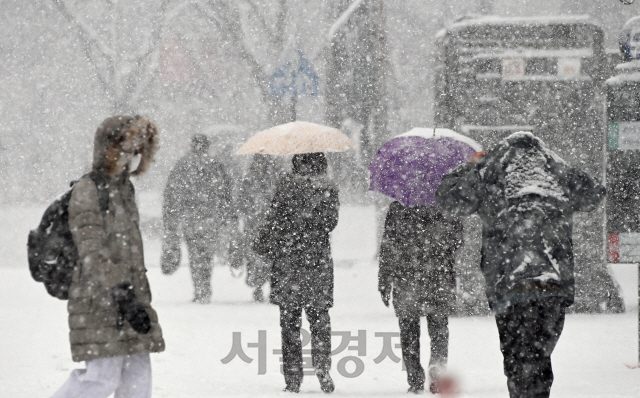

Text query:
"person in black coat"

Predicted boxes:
[[378, 202, 462, 394], [161, 134, 233, 303], [234, 154, 283, 302], [255, 152, 339, 393], [435, 132, 605, 398]]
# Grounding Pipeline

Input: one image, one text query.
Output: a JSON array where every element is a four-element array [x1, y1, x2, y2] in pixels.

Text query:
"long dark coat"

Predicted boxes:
[[379, 202, 463, 318], [435, 132, 605, 313], [163, 151, 232, 225], [161, 150, 232, 271], [260, 171, 339, 310]]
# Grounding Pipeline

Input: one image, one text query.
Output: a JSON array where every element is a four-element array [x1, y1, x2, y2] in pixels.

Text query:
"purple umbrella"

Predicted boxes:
[[369, 128, 482, 207]]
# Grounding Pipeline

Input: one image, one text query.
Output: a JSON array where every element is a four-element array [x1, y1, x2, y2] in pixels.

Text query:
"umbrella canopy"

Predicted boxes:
[[369, 128, 482, 207], [236, 121, 356, 156]]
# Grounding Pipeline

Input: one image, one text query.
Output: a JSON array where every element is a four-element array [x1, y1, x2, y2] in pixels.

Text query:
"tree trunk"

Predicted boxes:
[[325, 0, 389, 184]]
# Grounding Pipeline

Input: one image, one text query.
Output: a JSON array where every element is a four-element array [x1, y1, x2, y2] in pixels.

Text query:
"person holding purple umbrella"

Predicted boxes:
[[378, 202, 463, 394], [371, 128, 478, 394]]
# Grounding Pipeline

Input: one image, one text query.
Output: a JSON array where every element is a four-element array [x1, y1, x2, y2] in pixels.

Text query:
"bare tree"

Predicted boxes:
[[193, 0, 299, 125], [326, 0, 389, 171], [51, 0, 173, 113]]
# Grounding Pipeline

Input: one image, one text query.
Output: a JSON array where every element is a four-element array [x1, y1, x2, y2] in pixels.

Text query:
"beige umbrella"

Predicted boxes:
[[236, 121, 356, 156]]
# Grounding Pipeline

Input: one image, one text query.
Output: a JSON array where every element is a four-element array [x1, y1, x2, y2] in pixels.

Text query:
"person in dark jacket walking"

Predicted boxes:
[[161, 133, 233, 304], [234, 154, 283, 302], [435, 131, 605, 398], [255, 152, 339, 393], [378, 202, 462, 394]]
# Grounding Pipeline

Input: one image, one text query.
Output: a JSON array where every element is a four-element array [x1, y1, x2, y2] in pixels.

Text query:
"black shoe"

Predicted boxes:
[[284, 375, 301, 393], [192, 296, 211, 304], [283, 385, 300, 393], [407, 385, 425, 394], [428, 365, 444, 394], [316, 369, 335, 393]]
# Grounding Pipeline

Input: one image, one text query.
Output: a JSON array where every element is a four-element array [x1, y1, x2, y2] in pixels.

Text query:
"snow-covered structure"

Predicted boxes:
[[433, 15, 624, 314]]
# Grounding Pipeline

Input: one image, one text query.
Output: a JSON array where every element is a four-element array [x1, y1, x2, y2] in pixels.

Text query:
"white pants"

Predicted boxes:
[[50, 352, 152, 398]]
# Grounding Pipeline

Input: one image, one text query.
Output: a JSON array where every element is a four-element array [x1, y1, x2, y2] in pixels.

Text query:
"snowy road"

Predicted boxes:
[[1, 205, 639, 397]]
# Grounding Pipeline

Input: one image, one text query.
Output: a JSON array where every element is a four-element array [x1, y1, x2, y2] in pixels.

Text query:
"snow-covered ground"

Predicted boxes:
[[1, 204, 639, 397]]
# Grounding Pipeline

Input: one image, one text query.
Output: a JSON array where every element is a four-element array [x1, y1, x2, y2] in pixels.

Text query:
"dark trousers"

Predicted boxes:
[[245, 255, 271, 288], [398, 314, 449, 389], [185, 229, 216, 300], [280, 306, 331, 381], [495, 298, 566, 398]]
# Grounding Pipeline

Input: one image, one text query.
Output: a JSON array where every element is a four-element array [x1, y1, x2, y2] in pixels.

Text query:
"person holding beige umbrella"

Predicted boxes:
[[238, 121, 354, 393]]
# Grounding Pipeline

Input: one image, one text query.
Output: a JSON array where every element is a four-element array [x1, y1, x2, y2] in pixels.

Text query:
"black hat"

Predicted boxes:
[[292, 152, 327, 176]]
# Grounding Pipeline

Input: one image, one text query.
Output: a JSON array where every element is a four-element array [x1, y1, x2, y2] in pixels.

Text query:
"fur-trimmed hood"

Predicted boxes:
[[93, 115, 159, 176]]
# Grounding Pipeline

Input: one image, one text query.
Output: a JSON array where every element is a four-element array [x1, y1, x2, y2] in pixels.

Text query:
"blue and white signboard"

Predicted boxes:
[[269, 50, 319, 98], [620, 16, 640, 60]]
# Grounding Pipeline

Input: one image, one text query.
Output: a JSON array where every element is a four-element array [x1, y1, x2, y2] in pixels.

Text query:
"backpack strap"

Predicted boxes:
[[126, 178, 135, 199], [86, 171, 110, 214]]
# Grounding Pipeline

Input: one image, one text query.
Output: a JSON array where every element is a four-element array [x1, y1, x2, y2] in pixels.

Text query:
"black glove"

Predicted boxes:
[[161, 234, 181, 275], [111, 282, 152, 334], [378, 279, 391, 308]]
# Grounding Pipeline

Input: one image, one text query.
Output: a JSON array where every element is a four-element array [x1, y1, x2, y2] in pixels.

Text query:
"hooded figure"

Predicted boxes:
[[161, 133, 233, 303], [378, 202, 462, 394], [51, 115, 164, 398], [435, 131, 605, 398], [256, 152, 339, 393]]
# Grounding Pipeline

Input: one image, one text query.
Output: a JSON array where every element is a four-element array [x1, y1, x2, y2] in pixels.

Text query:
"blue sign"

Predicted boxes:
[[269, 50, 319, 98]]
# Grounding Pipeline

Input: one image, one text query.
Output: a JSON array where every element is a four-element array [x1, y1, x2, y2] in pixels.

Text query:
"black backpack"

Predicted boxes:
[[27, 172, 109, 300]]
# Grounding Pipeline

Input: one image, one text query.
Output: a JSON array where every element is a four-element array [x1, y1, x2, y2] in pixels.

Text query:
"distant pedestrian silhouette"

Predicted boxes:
[[161, 133, 233, 304]]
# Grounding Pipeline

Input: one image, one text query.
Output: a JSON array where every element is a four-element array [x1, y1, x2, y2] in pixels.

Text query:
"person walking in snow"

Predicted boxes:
[[435, 131, 605, 398], [234, 154, 283, 302], [50, 115, 165, 398], [254, 152, 339, 393], [161, 133, 233, 304], [378, 201, 462, 394]]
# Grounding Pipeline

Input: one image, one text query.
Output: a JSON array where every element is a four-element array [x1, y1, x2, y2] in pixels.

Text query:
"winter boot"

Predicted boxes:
[[283, 374, 301, 393], [429, 381, 439, 394], [407, 385, 425, 394], [316, 369, 335, 393], [428, 365, 443, 394]]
